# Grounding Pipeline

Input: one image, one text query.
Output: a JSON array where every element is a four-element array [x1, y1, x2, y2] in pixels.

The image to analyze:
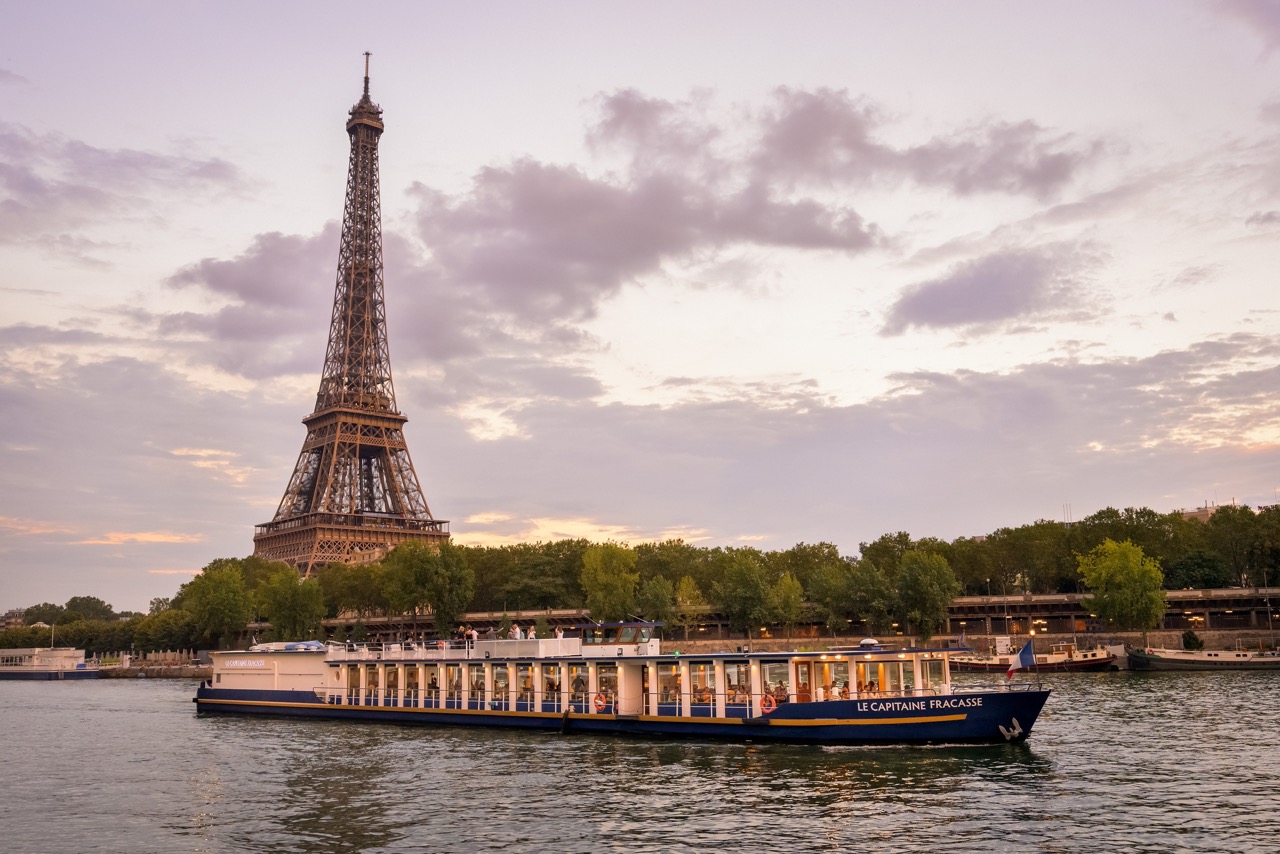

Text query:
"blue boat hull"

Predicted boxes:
[[194, 684, 1049, 745]]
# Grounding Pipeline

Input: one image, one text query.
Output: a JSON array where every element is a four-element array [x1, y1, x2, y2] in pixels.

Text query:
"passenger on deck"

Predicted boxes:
[[469, 626, 479, 642], [571, 673, 586, 701], [484, 627, 497, 639], [509, 623, 522, 640], [555, 626, 564, 639], [840, 682, 850, 700]]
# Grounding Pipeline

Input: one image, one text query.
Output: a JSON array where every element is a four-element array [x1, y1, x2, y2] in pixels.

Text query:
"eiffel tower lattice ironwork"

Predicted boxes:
[[253, 56, 448, 573]]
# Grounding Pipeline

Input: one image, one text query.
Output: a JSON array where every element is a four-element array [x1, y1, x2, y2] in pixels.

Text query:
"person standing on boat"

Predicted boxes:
[[509, 623, 522, 640]]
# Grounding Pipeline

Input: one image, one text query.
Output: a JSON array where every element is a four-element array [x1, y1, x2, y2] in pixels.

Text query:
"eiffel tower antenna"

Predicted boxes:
[[253, 58, 448, 574]]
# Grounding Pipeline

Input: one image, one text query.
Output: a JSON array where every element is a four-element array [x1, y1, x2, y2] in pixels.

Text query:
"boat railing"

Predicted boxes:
[[324, 637, 586, 662]]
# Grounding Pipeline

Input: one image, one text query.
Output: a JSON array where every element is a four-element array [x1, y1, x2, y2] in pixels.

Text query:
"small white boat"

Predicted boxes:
[[0, 648, 99, 680]]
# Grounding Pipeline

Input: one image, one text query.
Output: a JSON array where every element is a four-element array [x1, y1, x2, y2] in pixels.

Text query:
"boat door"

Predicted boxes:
[[793, 661, 813, 702]]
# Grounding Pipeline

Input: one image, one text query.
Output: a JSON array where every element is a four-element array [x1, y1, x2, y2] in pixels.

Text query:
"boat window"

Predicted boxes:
[[657, 663, 680, 703], [597, 663, 618, 701], [688, 662, 714, 704], [816, 660, 850, 700], [493, 665, 509, 695], [516, 663, 535, 702], [618, 627, 638, 644], [919, 658, 945, 692], [467, 664, 485, 699], [724, 661, 749, 703], [445, 664, 462, 699], [568, 663, 589, 701], [762, 661, 789, 701], [638, 628, 651, 642], [541, 664, 560, 699]]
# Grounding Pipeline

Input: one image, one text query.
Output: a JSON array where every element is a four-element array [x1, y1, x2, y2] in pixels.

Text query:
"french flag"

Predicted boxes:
[[1006, 640, 1036, 679]]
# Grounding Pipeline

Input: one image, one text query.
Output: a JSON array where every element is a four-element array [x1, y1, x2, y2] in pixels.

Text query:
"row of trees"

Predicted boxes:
[[6, 503, 1271, 651]]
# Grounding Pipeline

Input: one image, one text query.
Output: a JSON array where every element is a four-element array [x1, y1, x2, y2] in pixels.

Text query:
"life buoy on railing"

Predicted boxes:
[[593, 692, 607, 712], [760, 694, 776, 713]]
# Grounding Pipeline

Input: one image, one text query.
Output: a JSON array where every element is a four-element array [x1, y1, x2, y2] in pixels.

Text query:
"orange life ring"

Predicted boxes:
[[760, 694, 776, 713], [593, 692, 608, 712]]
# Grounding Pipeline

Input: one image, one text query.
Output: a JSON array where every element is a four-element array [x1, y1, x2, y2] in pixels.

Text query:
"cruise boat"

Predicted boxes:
[[949, 636, 1119, 673], [1128, 645, 1280, 671], [194, 625, 1050, 745], [0, 647, 100, 680]]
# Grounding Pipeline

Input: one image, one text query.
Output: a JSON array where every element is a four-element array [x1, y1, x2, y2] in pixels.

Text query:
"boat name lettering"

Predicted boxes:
[[856, 697, 984, 713], [225, 659, 266, 668]]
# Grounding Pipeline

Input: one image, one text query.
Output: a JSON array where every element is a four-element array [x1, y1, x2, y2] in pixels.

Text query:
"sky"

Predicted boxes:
[[2, 1, 1279, 613]]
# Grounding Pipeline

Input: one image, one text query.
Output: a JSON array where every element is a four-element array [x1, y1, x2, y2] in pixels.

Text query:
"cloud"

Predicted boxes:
[[1246, 210, 1280, 226], [752, 87, 1099, 198], [1216, 0, 1280, 53], [0, 69, 30, 86], [880, 244, 1105, 336], [0, 122, 241, 258], [76, 531, 206, 545]]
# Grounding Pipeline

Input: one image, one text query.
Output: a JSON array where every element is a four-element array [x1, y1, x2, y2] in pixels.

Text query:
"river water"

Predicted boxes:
[[1, 671, 1275, 853]]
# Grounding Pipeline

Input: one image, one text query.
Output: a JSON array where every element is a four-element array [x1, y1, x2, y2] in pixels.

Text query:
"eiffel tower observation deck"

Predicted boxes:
[[253, 55, 448, 573]]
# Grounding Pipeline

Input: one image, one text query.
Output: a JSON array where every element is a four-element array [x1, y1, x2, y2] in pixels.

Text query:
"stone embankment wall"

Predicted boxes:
[[100, 665, 211, 679]]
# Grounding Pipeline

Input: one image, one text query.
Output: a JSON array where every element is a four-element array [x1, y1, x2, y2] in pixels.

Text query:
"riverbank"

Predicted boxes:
[[100, 664, 211, 679]]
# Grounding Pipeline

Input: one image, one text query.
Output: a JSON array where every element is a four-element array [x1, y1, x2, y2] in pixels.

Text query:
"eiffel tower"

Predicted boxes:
[[253, 55, 448, 573]]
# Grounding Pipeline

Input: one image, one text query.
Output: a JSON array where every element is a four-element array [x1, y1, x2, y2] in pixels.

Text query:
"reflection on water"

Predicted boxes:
[[1, 672, 1277, 852]]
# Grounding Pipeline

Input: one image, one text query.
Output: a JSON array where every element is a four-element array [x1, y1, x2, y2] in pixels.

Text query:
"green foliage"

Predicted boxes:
[[1181, 629, 1204, 650], [133, 609, 197, 651], [1163, 550, 1234, 590], [182, 566, 251, 648], [848, 560, 895, 634], [858, 532, 913, 579], [1078, 539, 1167, 632], [382, 540, 475, 636], [581, 542, 639, 621], [670, 575, 706, 640], [808, 558, 855, 635], [1204, 504, 1259, 586], [149, 597, 172, 615], [63, 595, 116, 622], [710, 549, 771, 638], [23, 602, 65, 625], [635, 575, 675, 624], [768, 572, 806, 638], [254, 566, 326, 641], [895, 550, 960, 642]]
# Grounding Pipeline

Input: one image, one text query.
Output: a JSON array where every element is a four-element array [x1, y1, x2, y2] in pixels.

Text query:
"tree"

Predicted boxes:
[[1078, 539, 1166, 634], [710, 549, 771, 639], [23, 603, 64, 625], [422, 541, 475, 637], [809, 559, 855, 636], [133, 609, 197, 651], [670, 575, 706, 641], [858, 532, 913, 580], [1163, 549, 1233, 590], [149, 597, 172, 615], [847, 561, 895, 635], [1205, 505, 1259, 586], [63, 595, 116, 623], [635, 575, 674, 624], [580, 543, 639, 621], [255, 566, 326, 641], [769, 572, 806, 639], [182, 566, 251, 648], [895, 550, 960, 642]]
